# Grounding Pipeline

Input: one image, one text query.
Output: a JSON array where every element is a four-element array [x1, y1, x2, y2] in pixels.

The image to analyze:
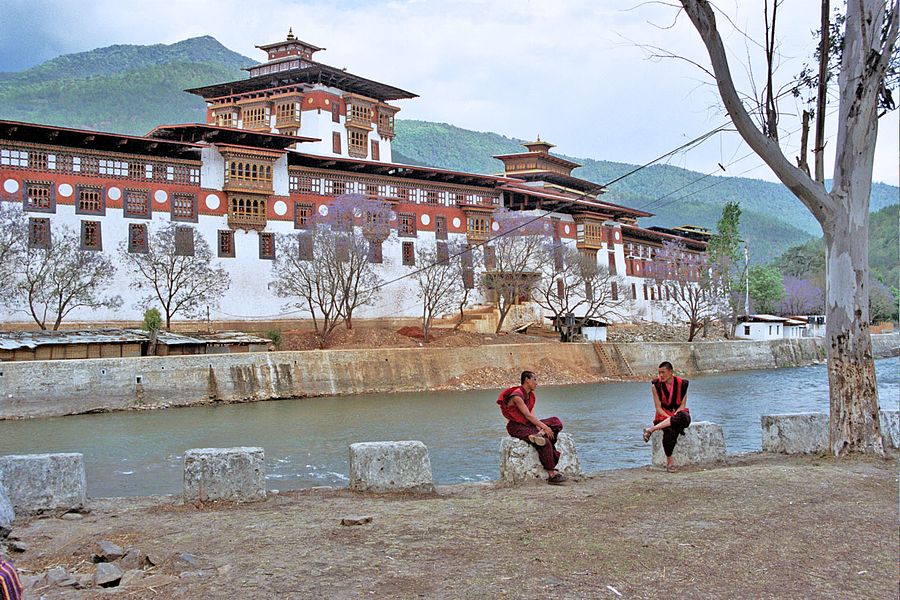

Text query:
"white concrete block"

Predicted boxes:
[[0, 480, 13, 536], [651, 421, 726, 467], [0, 453, 87, 514], [761, 413, 828, 454], [183, 447, 266, 503], [880, 410, 900, 449], [499, 433, 582, 483], [348, 441, 435, 494]]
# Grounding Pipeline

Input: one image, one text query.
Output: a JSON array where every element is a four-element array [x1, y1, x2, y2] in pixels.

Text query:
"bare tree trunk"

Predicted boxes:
[[814, 0, 830, 184], [824, 176, 882, 455], [797, 109, 811, 175]]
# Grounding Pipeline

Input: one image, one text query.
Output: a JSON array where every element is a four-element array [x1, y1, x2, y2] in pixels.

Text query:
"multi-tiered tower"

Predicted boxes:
[[186, 29, 415, 163]]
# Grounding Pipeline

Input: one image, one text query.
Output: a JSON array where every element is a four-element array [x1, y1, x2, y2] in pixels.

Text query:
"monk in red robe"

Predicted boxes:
[[642, 361, 691, 472]]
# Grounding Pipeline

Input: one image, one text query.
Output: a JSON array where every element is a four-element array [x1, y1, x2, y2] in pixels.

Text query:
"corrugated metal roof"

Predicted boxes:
[[0, 329, 271, 351]]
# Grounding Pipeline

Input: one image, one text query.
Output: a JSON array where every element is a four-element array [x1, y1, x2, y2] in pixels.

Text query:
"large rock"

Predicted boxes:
[[0, 480, 14, 537], [761, 413, 828, 454], [348, 441, 435, 494], [499, 433, 582, 483], [880, 410, 899, 449], [0, 453, 86, 514], [182, 447, 266, 503], [651, 421, 726, 467]]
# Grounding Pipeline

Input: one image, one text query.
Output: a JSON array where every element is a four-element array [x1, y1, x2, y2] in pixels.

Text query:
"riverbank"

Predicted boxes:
[[0, 334, 897, 420], [4, 452, 897, 599]]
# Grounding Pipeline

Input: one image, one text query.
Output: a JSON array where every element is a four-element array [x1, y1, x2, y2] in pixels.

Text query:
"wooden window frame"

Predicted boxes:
[[218, 230, 235, 258], [259, 232, 275, 260], [124, 188, 151, 219], [294, 202, 315, 229], [171, 193, 198, 223], [398, 212, 417, 237], [174, 226, 195, 257], [368, 240, 383, 264], [402, 241, 415, 266], [22, 181, 55, 213], [436, 241, 450, 264], [371, 140, 380, 161], [80, 220, 102, 251], [298, 233, 314, 261], [332, 132, 342, 154], [28, 217, 50, 250], [75, 185, 105, 216], [128, 223, 149, 254], [434, 215, 448, 240]]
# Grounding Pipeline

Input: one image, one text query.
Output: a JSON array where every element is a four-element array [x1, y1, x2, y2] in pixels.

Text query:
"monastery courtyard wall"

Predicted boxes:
[[1, 334, 897, 419]]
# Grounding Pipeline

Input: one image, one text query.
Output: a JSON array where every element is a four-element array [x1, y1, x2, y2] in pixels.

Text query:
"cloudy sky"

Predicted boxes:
[[1, 0, 897, 185]]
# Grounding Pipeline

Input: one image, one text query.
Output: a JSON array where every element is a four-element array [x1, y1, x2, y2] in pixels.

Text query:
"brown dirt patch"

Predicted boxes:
[[6, 453, 897, 599]]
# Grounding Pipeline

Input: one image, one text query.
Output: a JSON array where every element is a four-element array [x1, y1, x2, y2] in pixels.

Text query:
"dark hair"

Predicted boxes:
[[521, 370, 535, 385], [658, 361, 674, 371]]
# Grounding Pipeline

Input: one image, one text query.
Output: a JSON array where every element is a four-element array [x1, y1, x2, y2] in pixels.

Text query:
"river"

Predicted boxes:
[[0, 358, 897, 497]]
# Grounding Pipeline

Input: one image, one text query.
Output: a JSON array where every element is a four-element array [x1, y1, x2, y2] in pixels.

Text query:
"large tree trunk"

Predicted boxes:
[[678, 0, 896, 455]]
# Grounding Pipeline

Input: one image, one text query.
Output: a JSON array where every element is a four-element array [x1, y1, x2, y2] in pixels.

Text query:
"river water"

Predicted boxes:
[[0, 358, 897, 498]]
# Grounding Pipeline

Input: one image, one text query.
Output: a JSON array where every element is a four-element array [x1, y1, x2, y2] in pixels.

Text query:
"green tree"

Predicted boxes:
[[749, 265, 785, 314], [706, 201, 746, 336]]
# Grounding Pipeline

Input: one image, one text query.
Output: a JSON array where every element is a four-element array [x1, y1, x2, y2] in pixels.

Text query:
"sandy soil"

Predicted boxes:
[[5, 452, 897, 599]]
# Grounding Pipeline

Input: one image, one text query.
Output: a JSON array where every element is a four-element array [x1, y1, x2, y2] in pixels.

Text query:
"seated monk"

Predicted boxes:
[[642, 361, 691, 473]]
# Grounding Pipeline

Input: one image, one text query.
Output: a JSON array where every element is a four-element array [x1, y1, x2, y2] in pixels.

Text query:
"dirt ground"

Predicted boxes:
[[5, 452, 897, 599], [280, 325, 556, 352]]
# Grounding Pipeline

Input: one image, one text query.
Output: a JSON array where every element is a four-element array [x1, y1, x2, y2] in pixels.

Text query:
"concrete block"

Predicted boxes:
[[651, 421, 726, 467], [182, 447, 266, 503], [880, 410, 900, 449], [0, 480, 13, 536], [348, 441, 435, 494], [761, 413, 828, 454], [0, 453, 86, 514], [499, 433, 582, 483]]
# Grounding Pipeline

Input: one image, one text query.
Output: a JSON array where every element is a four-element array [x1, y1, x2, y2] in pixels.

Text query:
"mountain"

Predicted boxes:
[[0, 36, 253, 135], [1, 38, 896, 265]]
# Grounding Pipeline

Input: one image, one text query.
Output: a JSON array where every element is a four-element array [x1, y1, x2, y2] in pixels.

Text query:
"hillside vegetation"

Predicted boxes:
[[1, 38, 896, 266]]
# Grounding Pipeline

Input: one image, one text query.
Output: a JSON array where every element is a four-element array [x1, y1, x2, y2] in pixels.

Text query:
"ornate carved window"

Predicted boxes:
[[80, 220, 102, 251], [218, 230, 235, 258], [242, 106, 269, 130], [23, 181, 53, 213], [128, 223, 148, 254], [398, 212, 417, 237], [259, 232, 275, 260], [124, 189, 150, 219], [76, 186, 104, 215], [294, 202, 314, 229], [402, 241, 415, 266], [171, 193, 197, 222], [28, 218, 50, 249], [229, 196, 267, 229], [466, 215, 489, 240], [174, 226, 195, 257], [348, 129, 367, 158], [435, 216, 447, 240]]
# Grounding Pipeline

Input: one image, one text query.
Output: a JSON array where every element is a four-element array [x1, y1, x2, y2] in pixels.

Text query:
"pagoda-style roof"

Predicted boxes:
[[493, 151, 582, 172], [0, 119, 201, 160], [500, 170, 608, 195], [185, 61, 418, 102], [500, 182, 653, 220], [647, 224, 713, 242], [621, 224, 707, 250], [288, 152, 515, 188], [147, 124, 318, 150]]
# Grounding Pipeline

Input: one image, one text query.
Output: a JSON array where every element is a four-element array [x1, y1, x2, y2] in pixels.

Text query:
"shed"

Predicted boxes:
[[547, 316, 609, 342], [782, 318, 807, 339], [0, 329, 147, 362], [734, 315, 789, 340]]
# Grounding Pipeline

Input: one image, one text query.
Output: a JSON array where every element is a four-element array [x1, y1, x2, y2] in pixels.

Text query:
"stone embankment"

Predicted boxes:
[[0, 333, 896, 420]]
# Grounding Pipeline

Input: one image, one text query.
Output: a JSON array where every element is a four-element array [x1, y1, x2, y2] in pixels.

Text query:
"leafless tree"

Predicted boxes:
[[414, 242, 466, 342], [13, 225, 121, 330], [328, 194, 388, 330], [0, 203, 26, 305], [534, 242, 631, 341], [271, 228, 344, 349], [453, 244, 481, 331], [120, 223, 230, 330], [677, 0, 898, 454], [649, 241, 718, 342], [482, 210, 545, 333]]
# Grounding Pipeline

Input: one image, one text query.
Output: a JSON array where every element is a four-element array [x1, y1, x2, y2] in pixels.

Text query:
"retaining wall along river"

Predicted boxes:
[[0, 334, 896, 419]]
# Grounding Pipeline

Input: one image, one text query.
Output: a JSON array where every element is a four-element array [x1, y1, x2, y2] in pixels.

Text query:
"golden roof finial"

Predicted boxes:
[[287, 28, 296, 41], [537, 134, 541, 142]]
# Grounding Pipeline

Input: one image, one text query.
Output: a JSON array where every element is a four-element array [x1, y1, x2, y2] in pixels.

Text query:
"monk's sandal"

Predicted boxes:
[[528, 434, 547, 447]]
